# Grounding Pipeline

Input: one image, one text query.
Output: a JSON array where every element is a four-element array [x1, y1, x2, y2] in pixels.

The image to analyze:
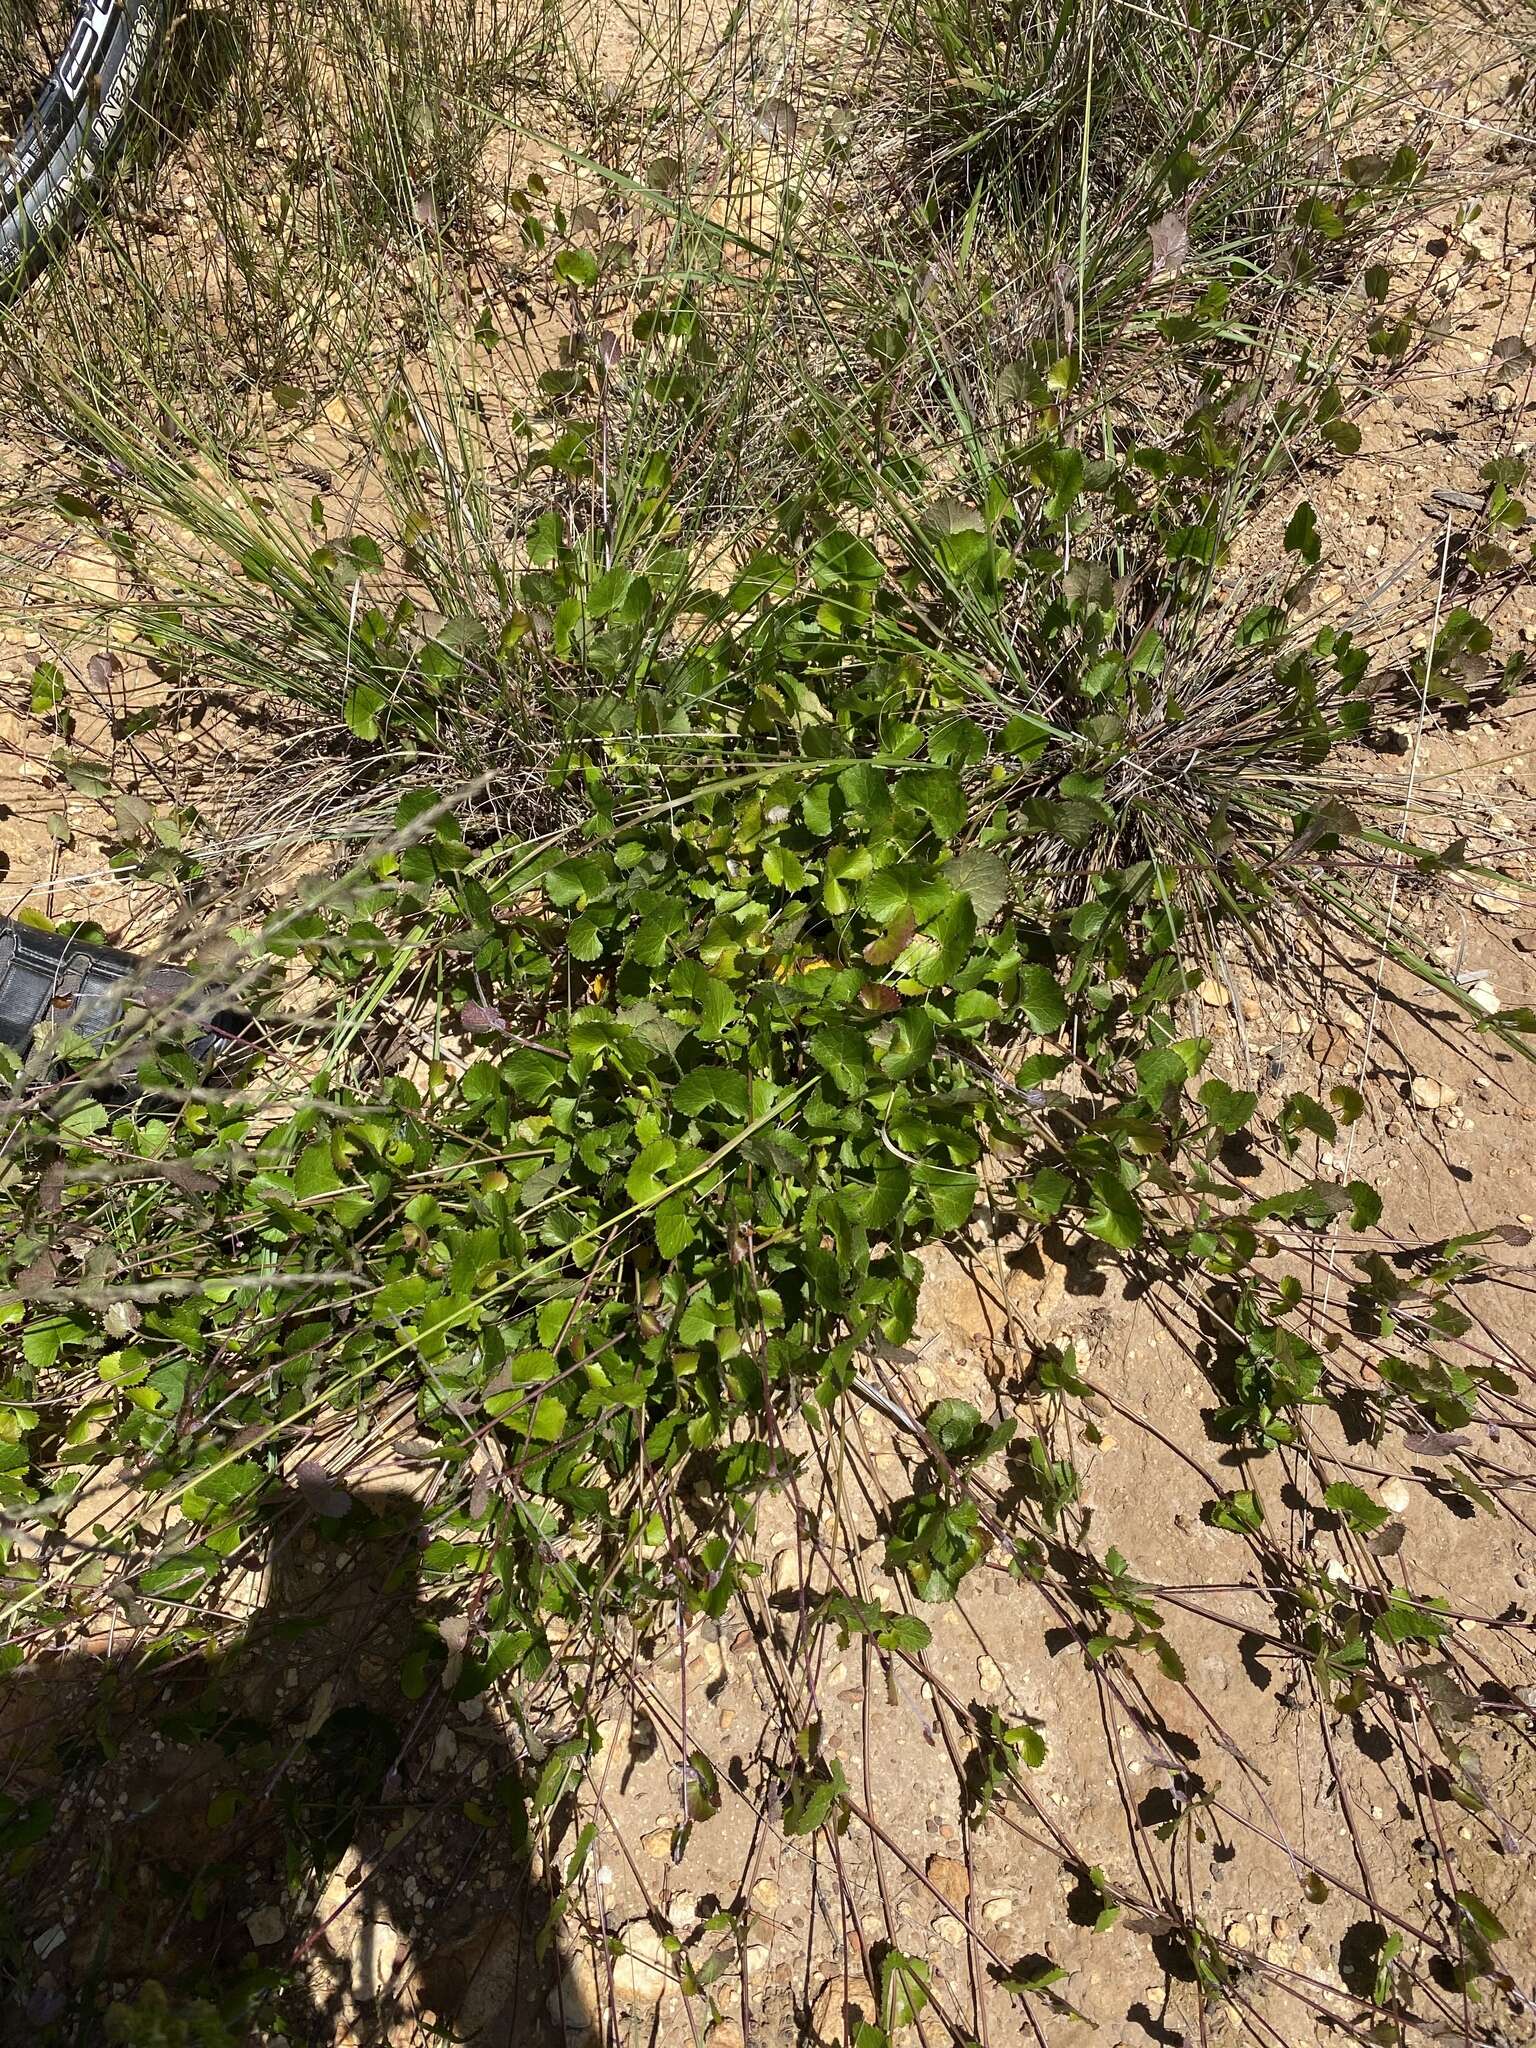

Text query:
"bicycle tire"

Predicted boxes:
[[1, 0, 161, 287]]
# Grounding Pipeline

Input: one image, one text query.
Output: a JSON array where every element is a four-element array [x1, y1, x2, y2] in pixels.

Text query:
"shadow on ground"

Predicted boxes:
[[0, 1485, 561, 2045]]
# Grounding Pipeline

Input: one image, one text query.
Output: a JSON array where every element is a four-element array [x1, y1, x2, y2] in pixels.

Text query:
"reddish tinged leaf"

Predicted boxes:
[[858, 982, 902, 1013], [461, 1000, 510, 1036]]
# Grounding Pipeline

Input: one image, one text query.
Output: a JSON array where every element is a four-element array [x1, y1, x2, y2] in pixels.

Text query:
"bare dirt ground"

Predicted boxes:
[[2, 6, 1535, 2048]]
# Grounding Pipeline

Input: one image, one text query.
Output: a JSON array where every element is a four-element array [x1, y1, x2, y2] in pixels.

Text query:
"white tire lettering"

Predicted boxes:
[[5, 5, 159, 272]]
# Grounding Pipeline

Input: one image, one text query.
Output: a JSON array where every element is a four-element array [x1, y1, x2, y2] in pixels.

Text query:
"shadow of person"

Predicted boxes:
[[0, 1481, 559, 2045]]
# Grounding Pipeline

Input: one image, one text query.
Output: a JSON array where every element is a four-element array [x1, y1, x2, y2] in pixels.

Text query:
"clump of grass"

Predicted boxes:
[[855, 0, 1425, 415], [306, 0, 549, 241], [885, 0, 1317, 213], [1, 0, 549, 444]]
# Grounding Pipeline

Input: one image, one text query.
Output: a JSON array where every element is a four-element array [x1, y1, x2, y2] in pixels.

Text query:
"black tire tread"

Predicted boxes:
[[1, 0, 160, 284]]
